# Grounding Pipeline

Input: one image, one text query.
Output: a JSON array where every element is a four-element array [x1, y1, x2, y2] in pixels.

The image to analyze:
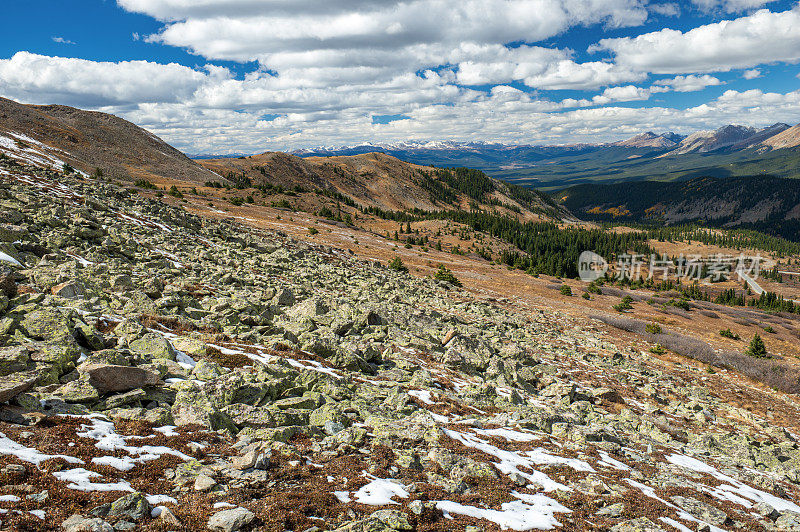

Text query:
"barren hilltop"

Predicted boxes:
[[2, 103, 800, 532]]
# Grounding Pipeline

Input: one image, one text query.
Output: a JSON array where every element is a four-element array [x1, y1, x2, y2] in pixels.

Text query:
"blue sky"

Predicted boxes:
[[1, 0, 799, 153]]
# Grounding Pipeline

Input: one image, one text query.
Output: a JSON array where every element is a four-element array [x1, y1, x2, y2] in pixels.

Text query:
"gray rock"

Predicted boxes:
[[194, 473, 217, 491], [81, 363, 161, 393], [61, 514, 114, 532], [0, 345, 31, 376], [0, 369, 42, 403], [108, 492, 151, 521], [51, 280, 85, 300], [0, 272, 17, 299], [207, 507, 255, 532]]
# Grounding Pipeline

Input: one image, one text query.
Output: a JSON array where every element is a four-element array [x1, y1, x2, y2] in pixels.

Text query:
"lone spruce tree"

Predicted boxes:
[[745, 333, 769, 358]]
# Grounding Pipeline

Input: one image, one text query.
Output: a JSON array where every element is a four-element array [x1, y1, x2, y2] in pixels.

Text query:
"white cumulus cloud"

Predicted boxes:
[[0, 52, 215, 107], [593, 6, 800, 74], [654, 74, 723, 92], [691, 0, 778, 13]]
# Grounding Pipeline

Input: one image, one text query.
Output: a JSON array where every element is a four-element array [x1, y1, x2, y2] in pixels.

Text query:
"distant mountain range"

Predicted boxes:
[[291, 123, 800, 188]]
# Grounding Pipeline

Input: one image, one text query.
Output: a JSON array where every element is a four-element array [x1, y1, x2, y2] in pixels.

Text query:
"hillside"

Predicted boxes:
[[760, 124, 800, 151], [199, 151, 563, 218], [0, 97, 222, 184], [5, 154, 800, 531], [556, 174, 800, 240]]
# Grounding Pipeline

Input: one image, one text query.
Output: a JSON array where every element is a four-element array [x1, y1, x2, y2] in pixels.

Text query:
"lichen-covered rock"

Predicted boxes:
[[81, 363, 161, 393], [0, 345, 30, 376], [0, 369, 42, 403], [55, 377, 100, 404], [19, 308, 75, 344], [128, 332, 176, 362], [172, 336, 208, 358], [108, 492, 151, 521], [172, 382, 235, 432], [30, 343, 81, 376]]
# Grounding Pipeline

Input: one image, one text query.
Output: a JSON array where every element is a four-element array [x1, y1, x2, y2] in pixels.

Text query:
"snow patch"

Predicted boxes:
[[472, 427, 541, 442], [0, 252, 21, 266], [0, 432, 83, 466], [53, 468, 134, 492], [667, 453, 800, 513], [408, 390, 435, 404], [437, 491, 570, 531]]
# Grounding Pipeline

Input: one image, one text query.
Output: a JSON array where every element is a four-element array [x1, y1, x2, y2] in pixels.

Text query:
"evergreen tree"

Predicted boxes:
[[745, 334, 768, 358]]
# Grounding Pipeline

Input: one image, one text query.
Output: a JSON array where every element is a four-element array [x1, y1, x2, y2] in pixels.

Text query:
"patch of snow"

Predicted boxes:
[[437, 491, 570, 531], [213, 502, 236, 509], [597, 451, 631, 471], [333, 491, 352, 503], [286, 358, 341, 378], [659, 517, 693, 532], [408, 390, 435, 404], [0, 432, 83, 466], [667, 453, 800, 514], [77, 416, 193, 470], [472, 428, 540, 442], [0, 495, 20, 503], [627, 479, 728, 532], [430, 413, 450, 424], [53, 468, 134, 492], [443, 429, 583, 491], [0, 252, 21, 266], [92, 456, 136, 471], [147, 494, 177, 505], [64, 252, 93, 266], [29, 510, 45, 519], [351, 477, 409, 505], [154, 426, 179, 437], [175, 351, 197, 369]]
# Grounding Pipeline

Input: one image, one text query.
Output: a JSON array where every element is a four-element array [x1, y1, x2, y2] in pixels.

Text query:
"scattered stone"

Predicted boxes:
[[207, 507, 255, 532], [81, 363, 161, 393], [0, 271, 17, 299], [0, 369, 42, 403], [108, 492, 151, 521], [61, 514, 114, 532], [51, 281, 85, 300]]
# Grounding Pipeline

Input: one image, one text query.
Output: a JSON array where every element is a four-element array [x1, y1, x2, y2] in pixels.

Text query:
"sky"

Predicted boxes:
[[1, 0, 799, 154]]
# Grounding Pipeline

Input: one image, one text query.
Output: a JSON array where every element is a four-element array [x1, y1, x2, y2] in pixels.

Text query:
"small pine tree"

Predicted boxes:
[[745, 334, 769, 358], [388, 257, 408, 273], [434, 264, 462, 287], [559, 284, 572, 296]]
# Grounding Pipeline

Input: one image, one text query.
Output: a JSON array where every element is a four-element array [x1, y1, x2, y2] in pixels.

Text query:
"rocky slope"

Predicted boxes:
[[0, 97, 222, 184], [1, 158, 800, 532], [759, 124, 800, 152]]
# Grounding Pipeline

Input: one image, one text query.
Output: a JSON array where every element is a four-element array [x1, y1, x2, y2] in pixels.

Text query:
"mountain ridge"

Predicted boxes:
[[197, 150, 564, 219], [0, 97, 223, 184]]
